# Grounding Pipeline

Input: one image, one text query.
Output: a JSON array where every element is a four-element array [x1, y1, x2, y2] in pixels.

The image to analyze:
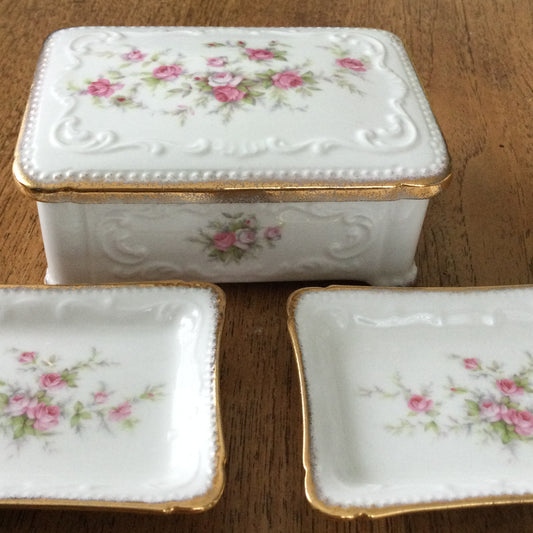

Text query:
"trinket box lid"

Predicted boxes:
[[14, 26, 451, 203]]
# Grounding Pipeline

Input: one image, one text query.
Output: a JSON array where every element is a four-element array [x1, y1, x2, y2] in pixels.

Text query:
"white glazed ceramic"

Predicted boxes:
[[14, 26, 450, 285], [288, 285, 533, 518], [0, 282, 225, 513]]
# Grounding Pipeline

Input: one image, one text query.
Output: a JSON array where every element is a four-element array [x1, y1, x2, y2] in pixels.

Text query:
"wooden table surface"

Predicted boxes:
[[0, 0, 532, 531]]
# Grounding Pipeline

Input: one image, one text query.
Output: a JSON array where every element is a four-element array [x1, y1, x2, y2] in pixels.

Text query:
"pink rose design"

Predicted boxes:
[[336, 57, 366, 72], [153, 64, 183, 80], [245, 48, 275, 60], [207, 57, 226, 67], [19, 351, 36, 363], [208, 72, 244, 87], [212, 85, 246, 102], [213, 231, 236, 251], [464, 358, 479, 370], [272, 71, 303, 89], [496, 378, 524, 396], [93, 391, 109, 404], [512, 410, 533, 436], [109, 401, 132, 421], [234, 228, 257, 250], [32, 403, 60, 432], [4, 394, 31, 417], [87, 78, 124, 98], [264, 226, 282, 240], [122, 49, 146, 62], [479, 401, 502, 422], [407, 394, 433, 412], [24, 398, 39, 419], [500, 405, 517, 425], [39, 372, 66, 390]]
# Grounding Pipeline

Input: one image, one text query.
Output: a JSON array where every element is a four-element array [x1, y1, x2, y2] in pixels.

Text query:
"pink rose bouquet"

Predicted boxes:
[[213, 231, 237, 251], [407, 394, 433, 412], [272, 71, 303, 89], [122, 49, 146, 62], [496, 378, 524, 396], [39, 372, 67, 390], [213, 86, 246, 102], [207, 57, 227, 67], [109, 401, 132, 421], [336, 57, 366, 72], [87, 78, 124, 98], [245, 48, 275, 60], [153, 64, 183, 80]]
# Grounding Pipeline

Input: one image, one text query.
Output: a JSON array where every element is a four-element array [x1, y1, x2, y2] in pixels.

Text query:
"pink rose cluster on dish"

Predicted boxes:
[[496, 378, 524, 396], [108, 401, 132, 421], [39, 372, 67, 390], [93, 391, 109, 404], [335, 57, 366, 72], [122, 49, 146, 62], [4, 394, 60, 432], [207, 56, 227, 67], [18, 351, 36, 364], [86, 78, 125, 98], [463, 357, 479, 370], [407, 394, 433, 412], [245, 48, 275, 60], [479, 401, 533, 436], [152, 64, 183, 80], [271, 70, 303, 89]]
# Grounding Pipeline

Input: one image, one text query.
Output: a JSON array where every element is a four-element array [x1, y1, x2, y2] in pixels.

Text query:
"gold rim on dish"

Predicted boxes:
[[287, 284, 533, 519], [0, 280, 226, 514]]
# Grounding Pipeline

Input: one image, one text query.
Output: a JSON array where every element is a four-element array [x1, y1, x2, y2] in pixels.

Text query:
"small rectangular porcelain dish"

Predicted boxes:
[[288, 285, 533, 518], [13, 26, 450, 286], [0, 282, 225, 513]]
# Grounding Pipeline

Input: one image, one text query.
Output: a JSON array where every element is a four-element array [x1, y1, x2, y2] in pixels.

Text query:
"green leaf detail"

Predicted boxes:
[[11, 416, 25, 439], [0, 393, 8, 410], [465, 399, 480, 416], [121, 418, 139, 430], [424, 421, 439, 433], [61, 371, 78, 388]]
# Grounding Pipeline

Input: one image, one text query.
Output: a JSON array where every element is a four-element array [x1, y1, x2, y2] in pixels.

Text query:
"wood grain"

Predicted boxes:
[[0, 0, 532, 531]]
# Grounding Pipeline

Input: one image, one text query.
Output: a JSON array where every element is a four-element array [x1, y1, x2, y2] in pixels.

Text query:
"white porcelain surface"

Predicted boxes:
[[38, 199, 427, 285], [292, 286, 533, 515], [0, 284, 223, 510], [18, 26, 448, 184]]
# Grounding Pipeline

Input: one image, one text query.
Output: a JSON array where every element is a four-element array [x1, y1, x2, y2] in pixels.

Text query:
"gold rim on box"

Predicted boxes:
[[287, 284, 533, 519], [0, 280, 226, 514], [12, 157, 452, 204]]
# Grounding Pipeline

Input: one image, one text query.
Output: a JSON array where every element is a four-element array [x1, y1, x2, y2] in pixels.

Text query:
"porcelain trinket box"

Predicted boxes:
[[14, 26, 450, 285]]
